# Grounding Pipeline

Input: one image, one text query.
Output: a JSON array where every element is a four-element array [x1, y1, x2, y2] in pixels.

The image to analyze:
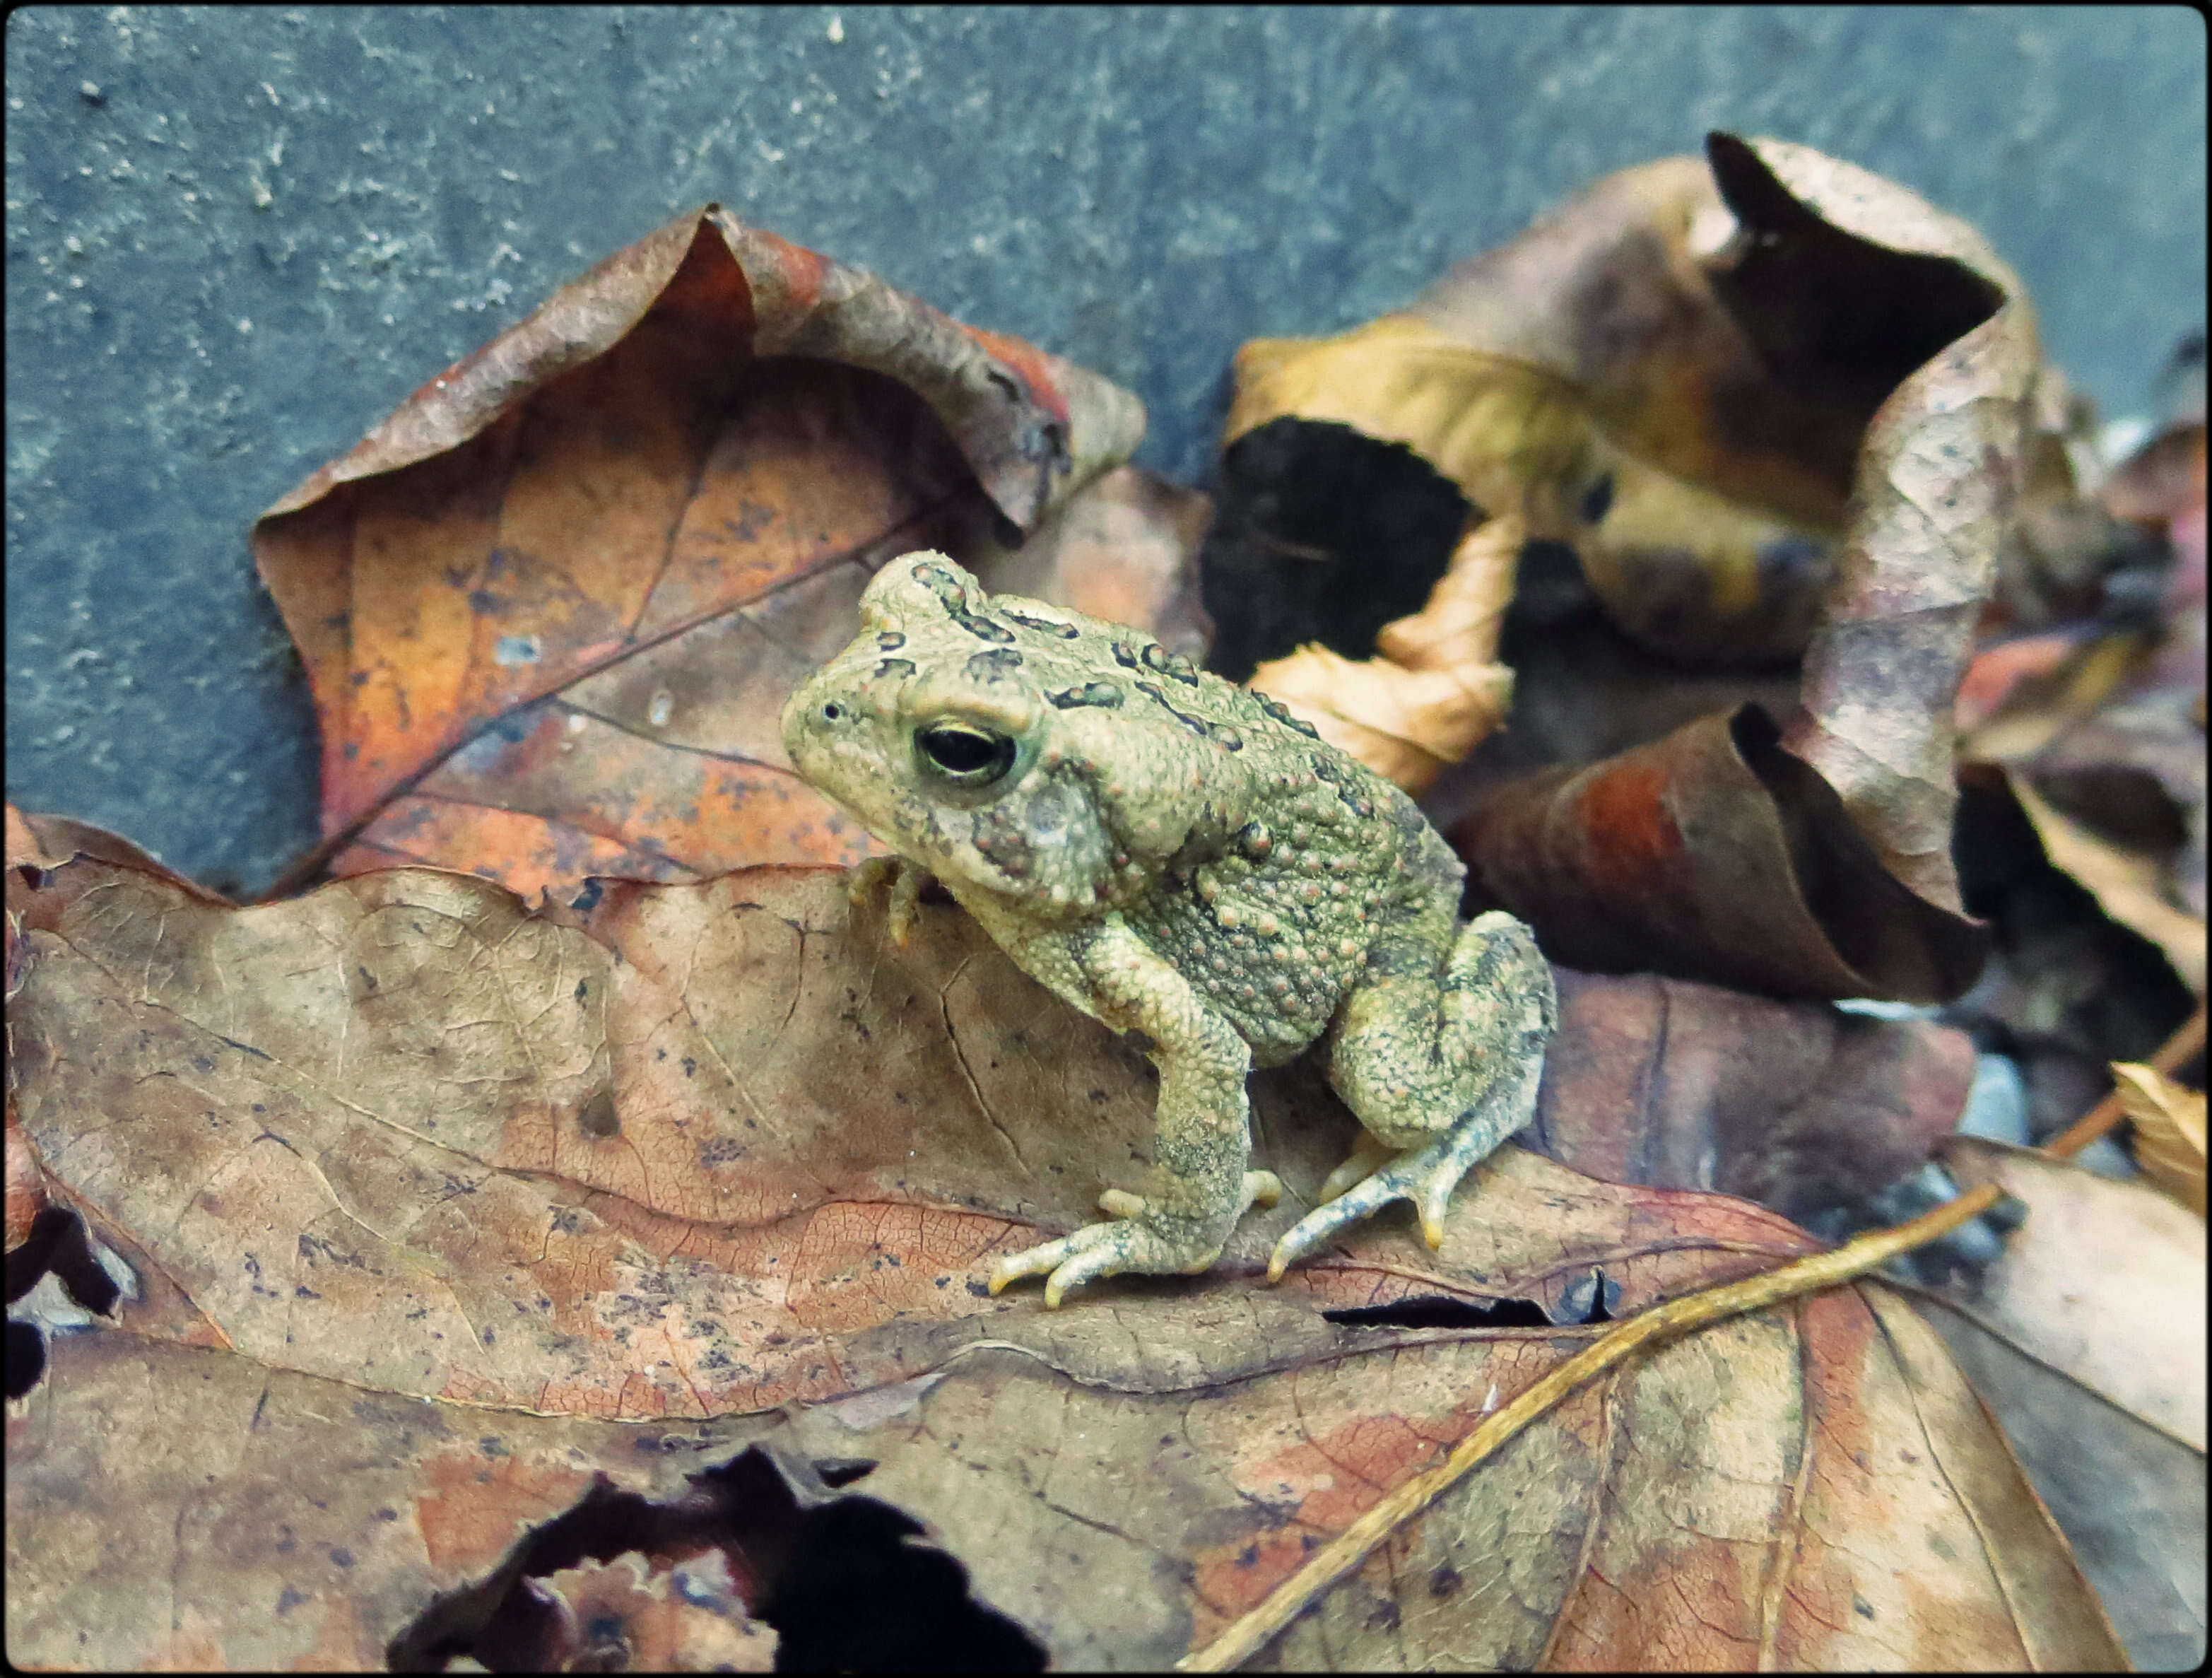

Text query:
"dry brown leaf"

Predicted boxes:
[[2111, 1061, 2208, 1216], [6, 1337, 1004, 1670], [1225, 173, 1850, 671], [4, 850, 1820, 1419], [1216, 135, 2040, 1004], [1199, 416, 1481, 685], [1910, 1127, 2210, 1670], [1983, 362, 2148, 637], [1960, 406, 2206, 933], [6, 844, 2125, 1667], [1570, 437, 1837, 667], [1528, 968, 1976, 1225], [2025, 687, 2208, 925], [1228, 314, 1603, 536], [1958, 628, 2145, 753], [1914, 1291, 2206, 1672], [2103, 418, 2207, 533], [251, 206, 1146, 904], [1937, 1135, 2206, 1452], [1690, 134, 2036, 920]]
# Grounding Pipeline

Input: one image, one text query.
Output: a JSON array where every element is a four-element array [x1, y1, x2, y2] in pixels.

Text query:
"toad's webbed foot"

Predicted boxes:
[[1266, 1123, 1504, 1281], [988, 1171, 1283, 1309]]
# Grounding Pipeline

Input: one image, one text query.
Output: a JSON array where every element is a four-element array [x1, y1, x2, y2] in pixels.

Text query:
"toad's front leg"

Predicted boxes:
[[987, 916, 1283, 1308]]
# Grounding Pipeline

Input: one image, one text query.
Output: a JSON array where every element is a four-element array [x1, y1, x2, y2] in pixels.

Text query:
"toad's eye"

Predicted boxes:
[[820, 703, 844, 722], [915, 722, 1016, 787]]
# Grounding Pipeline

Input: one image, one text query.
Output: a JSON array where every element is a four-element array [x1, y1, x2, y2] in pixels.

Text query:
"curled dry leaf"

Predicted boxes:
[[251, 206, 1145, 903], [1199, 418, 1481, 684], [2110, 1061, 2208, 1216], [1696, 131, 2030, 920], [1247, 514, 1520, 794], [1216, 135, 2037, 1002], [1453, 705, 1986, 1003], [6, 845, 2122, 1667], [1217, 163, 1847, 671]]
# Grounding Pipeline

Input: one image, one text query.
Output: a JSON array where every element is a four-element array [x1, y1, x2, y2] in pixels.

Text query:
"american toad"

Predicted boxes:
[[782, 552, 1555, 1306]]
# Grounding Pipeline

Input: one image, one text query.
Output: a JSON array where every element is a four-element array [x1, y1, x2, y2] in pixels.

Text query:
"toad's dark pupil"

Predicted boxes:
[[918, 724, 1016, 783], [821, 703, 843, 721]]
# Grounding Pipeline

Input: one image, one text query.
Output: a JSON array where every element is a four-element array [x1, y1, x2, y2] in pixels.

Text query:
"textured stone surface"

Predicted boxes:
[[6, 6, 2206, 895]]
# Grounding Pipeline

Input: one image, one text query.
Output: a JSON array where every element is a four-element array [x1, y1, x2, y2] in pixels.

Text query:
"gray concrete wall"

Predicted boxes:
[[7, 5, 2205, 895]]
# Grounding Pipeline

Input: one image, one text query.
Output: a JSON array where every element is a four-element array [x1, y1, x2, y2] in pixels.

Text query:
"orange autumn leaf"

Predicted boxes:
[[252, 206, 1144, 904]]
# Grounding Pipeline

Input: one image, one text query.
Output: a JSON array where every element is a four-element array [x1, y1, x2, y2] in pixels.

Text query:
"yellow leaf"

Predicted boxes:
[[2111, 1061, 2208, 1217], [1249, 516, 1521, 793], [1228, 316, 1598, 536]]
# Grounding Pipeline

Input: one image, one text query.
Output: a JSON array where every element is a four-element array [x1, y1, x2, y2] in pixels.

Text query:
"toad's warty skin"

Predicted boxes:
[[782, 552, 1555, 1307]]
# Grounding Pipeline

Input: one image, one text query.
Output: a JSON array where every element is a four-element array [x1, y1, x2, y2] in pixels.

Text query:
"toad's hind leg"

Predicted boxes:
[[1269, 911, 1555, 1281]]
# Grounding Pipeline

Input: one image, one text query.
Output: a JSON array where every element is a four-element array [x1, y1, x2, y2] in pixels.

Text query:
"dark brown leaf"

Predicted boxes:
[[1453, 705, 1987, 1003], [1708, 134, 2032, 918], [1527, 966, 1977, 1225]]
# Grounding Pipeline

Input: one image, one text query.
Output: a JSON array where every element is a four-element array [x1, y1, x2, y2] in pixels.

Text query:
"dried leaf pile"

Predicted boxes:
[[8, 134, 2202, 1672]]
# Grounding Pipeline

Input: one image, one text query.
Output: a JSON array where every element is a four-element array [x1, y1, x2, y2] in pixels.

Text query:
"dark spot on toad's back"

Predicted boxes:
[[1136, 681, 1231, 745], [1049, 681, 1123, 709], [1141, 642, 1201, 683], [966, 647, 1025, 679], [1004, 607, 1080, 638]]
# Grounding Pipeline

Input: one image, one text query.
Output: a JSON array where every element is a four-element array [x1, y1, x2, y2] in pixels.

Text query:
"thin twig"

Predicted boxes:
[[1178, 1003, 2207, 1672]]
